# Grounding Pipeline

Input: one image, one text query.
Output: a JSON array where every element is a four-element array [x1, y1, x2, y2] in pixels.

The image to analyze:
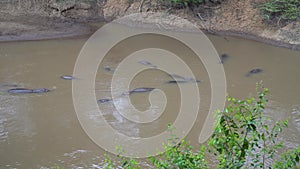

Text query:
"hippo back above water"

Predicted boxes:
[[98, 87, 156, 103], [122, 87, 155, 96], [220, 53, 229, 64], [60, 75, 76, 80], [98, 98, 112, 103], [8, 88, 50, 94], [167, 80, 201, 84], [246, 68, 263, 77]]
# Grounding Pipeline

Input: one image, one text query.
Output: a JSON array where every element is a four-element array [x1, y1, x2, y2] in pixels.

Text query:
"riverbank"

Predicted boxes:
[[0, 0, 299, 50], [0, 13, 102, 42], [0, 0, 104, 42]]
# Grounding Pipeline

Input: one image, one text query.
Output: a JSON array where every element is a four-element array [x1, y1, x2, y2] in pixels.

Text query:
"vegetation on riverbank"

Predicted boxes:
[[103, 83, 300, 168], [260, 0, 300, 21], [161, 0, 300, 23], [18, 0, 300, 23]]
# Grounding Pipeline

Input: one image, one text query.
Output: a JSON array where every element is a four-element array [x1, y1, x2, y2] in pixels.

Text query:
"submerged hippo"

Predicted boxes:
[[60, 75, 76, 80], [246, 68, 263, 77], [8, 88, 50, 94], [104, 66, 114, 73], [138, 60, 157, 68], [167, 80, 201, 84], [122, 87, 155, 95], [169, 74, 194, 81], [131, 87, 155, 93], [98, 98, 112, 103], [220, 53, 229, 64], [168, 74, 201, 84], [99, 88, 155, 103]]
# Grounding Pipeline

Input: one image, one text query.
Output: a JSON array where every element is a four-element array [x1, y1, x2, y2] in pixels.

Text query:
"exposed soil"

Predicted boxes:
[[0, 0, 299, 50], [106, 0, 300, 50], [0, 0, 104, 41], [0, 13, 101, 41]]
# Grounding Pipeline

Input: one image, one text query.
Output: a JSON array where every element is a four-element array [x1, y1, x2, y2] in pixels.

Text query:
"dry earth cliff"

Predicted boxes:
[[0, 0, 299, 50]]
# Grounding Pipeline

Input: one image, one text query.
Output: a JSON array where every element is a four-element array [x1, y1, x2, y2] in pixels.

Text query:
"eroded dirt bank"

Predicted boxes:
[[0, 0, 299, 50], [0, 0, 104, 41]]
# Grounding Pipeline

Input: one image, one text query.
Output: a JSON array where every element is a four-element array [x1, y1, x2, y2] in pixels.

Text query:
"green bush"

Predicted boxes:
[[260, 0, 300, 21], [208, 84, 288, 168], [150, 140, 208, 168], [103, 83, 300, 169], [103, 147, 140, 169], [273, 146, 300, 169]]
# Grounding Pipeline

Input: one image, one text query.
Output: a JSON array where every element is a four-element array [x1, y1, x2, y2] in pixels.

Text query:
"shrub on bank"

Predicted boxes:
[[104, 83, 300, 169], [260, 0, 300, 21], [160, 0, 300, 24]]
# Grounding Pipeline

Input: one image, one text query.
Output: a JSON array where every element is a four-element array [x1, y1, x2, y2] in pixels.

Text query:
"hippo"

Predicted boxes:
[[131, 87, 155, 93], [169, 74, 195, 81], [138, 60, 157, 68], [104, 66, 114, 73], [246, 68, 263, 76], [167, 80, 201, 84], [220, 53, 229, 64], [8, 88, 50, 94], [168, 74, 201, 84], [99, 88, 155, 103], [60, 75, 76, 80], [122, 87, 155, 95], [98, 98, 112, 103]]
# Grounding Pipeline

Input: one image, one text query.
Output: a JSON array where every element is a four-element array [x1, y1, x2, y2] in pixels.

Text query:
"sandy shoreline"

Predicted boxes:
[[0, 13, 105, 42], [1, 17, 299, 52], [1, 20, 299, 51]]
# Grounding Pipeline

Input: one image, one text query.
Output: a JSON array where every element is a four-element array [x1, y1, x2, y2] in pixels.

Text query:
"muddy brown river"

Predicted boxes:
[[0, 31, 300, 168]]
